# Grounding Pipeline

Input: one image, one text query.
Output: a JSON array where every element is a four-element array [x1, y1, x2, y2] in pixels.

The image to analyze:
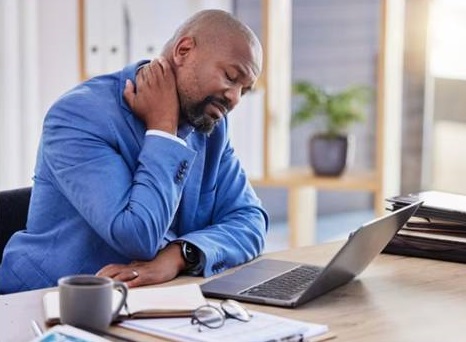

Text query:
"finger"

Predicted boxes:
[[157, 57, 167, 75], [125, 272, 153, 288], [112, 269, 140, 283], [125, 278, 142, 288], [96, 264, 126, 278], [146, 62, 157, 85], [138, 61, 159, 88], [123, 79, 135, 106], [158, 58, 173, 79], [149, 59, 165, 80], [150, 57, 162, 68]]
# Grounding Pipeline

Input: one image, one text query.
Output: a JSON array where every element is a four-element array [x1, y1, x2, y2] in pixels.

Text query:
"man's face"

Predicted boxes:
[[176, 35, 262, 134]]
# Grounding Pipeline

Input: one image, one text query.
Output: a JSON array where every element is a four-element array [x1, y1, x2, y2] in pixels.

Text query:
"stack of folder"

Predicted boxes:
[[383, 191, 466, 263]]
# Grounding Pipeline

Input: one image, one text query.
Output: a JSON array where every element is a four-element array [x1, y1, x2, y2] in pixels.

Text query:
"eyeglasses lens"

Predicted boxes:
[[193, 305, 224, 329], [221, 299, 253, 322]]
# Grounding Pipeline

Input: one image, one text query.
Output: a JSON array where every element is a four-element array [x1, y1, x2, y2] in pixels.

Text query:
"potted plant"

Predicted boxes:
[[291, 81, 369, 176]]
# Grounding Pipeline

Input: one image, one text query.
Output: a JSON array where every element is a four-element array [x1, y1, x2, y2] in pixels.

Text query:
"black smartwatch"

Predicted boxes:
[[177, 241, 200, 271]]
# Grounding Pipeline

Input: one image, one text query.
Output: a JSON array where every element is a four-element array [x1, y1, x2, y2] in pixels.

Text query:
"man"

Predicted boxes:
[[0, 9, 268, 293]]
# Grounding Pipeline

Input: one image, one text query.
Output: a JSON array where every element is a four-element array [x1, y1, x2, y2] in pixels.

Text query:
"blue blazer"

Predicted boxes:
[[0, 61, 268, 293]]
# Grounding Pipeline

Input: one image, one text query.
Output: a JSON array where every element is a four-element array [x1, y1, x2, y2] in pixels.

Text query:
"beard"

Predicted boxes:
[[182, 96, 230, 135]]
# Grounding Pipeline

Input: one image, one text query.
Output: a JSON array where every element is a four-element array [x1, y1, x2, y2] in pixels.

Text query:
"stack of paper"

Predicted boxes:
[[386, 191, 466, 223], [119, 305, 329, 342], [384, 191, 466, 263]]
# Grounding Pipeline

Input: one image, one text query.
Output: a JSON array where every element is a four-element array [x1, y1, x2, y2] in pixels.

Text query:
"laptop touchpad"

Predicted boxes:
[[202, 259, 301, 293]]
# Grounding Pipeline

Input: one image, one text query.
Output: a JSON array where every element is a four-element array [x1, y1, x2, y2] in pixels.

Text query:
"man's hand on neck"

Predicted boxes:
[[124, 58, 180, 136]]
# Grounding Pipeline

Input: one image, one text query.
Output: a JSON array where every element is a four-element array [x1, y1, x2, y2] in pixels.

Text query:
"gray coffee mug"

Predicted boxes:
[[58, 274, 128, 331]]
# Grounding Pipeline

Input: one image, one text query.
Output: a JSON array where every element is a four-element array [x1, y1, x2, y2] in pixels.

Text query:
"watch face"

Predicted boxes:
[[183, 242, 200, 265]]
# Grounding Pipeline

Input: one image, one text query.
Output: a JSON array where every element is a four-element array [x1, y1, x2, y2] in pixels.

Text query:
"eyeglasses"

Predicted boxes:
[[191, 299, 252, 332]]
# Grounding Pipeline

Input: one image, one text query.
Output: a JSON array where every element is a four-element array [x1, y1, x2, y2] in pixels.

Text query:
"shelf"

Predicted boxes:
[[250, 168, 379, 191], [253, 0, 391, 248], [250, 167, 384, 249]]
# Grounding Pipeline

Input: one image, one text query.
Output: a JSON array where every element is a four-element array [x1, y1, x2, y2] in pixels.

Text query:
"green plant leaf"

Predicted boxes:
[[291, 81, 326, 127], [291, 81, 370, 135]]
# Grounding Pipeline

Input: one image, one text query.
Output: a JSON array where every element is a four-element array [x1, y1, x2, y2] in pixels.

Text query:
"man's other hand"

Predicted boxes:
[[96, 243, 186, 288]]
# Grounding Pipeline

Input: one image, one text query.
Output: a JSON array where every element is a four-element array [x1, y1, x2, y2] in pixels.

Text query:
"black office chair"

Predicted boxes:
[[0, 187, 32, 263]]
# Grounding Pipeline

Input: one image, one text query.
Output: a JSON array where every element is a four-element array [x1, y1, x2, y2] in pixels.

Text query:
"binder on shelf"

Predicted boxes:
[[102, 0, 126, 74], [84, 0, 105, 77]]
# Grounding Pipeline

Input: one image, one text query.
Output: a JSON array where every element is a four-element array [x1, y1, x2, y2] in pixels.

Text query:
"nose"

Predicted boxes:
[[225, 85, 242, 109]]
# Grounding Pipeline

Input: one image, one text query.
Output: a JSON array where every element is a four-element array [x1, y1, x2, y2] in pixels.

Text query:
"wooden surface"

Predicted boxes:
[[2, 242, 466, 342], [250, 168, 379, 191]]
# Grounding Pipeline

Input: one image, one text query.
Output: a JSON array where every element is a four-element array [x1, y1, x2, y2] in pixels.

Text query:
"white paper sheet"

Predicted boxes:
[[120, 305, 328, 342]]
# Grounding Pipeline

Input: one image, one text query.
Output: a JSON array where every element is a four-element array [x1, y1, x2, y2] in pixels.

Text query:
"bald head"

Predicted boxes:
[[163, 9, 262, 75]]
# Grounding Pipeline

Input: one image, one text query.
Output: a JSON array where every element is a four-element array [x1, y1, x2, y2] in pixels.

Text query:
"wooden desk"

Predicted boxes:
[[2, 242, 466, 342]]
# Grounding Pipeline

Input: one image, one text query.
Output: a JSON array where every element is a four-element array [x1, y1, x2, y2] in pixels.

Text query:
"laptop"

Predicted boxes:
[[201, 201, 422, 308]]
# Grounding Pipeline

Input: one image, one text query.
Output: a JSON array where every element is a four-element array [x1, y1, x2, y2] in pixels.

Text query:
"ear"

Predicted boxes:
[[173, 37, 196, 66]]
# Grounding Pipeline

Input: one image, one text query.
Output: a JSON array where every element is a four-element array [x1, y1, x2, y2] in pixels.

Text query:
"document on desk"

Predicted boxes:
[[119, 307, 329, 342], [387, 190, 466, 223]]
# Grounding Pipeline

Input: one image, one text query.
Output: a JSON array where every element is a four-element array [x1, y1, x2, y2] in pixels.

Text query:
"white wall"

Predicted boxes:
[[0, 0, 79, 190], [432, 121, 466, 194]]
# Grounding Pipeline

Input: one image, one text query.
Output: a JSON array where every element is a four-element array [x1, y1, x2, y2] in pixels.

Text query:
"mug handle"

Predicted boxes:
[[111, 280, 128, 321]]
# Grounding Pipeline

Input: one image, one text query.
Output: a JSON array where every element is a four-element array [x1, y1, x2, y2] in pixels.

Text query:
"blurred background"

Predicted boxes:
[[1, 0, 465, 251]]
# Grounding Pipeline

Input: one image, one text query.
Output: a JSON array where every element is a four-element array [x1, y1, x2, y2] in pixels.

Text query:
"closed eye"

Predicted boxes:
[[225, 72, 235, 83]]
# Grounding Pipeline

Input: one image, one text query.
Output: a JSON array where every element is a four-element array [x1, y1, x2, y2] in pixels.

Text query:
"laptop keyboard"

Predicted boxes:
[[239, 265, 322, 300]]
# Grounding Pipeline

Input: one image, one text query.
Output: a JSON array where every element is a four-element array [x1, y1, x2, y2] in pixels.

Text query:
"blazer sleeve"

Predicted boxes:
[[180, 121, 269, 277], [42, 91, 197, 260]]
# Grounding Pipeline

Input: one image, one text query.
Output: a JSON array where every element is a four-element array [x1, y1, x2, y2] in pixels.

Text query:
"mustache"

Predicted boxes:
[[204, 96, 231, 114]]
